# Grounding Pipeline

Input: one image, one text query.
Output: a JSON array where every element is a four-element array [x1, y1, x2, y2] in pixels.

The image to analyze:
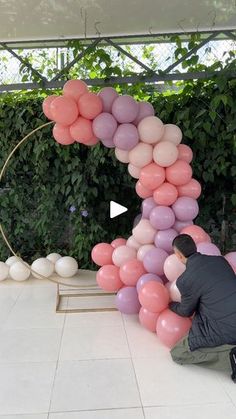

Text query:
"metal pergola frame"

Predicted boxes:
[[0, 29, 235, 93]]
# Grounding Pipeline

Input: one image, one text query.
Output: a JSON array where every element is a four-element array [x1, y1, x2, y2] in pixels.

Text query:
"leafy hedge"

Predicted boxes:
[[0, 76, 235, 267]]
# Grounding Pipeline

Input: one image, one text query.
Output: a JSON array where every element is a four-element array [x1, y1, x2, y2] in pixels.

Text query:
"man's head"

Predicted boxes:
[[172, 234, 197, 264]]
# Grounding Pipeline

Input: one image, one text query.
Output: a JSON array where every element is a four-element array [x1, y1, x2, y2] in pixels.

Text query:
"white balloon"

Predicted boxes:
[[55, 256, 78, 278], [115, 147, 130, 163], [5, 256, 19, 266], [31, 258, 54, 279], [160, 124, 182, 145], [128, 163, 140, 179], [46, 253, 61, 264], [9, 261, 30, 281], [0, 262, 9, 281], [126, 235, 141, 250], [137, 244, 155, 261]]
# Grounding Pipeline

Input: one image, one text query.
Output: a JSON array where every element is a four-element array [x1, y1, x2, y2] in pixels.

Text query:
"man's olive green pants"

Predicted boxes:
[[171, 335, 235, 372]]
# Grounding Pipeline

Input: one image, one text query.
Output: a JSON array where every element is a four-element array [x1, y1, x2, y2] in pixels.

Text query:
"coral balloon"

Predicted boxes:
[[78, 92, 103, 120], [115, 286, 141, 314], [161, 124, 182, 145], [113, 124, 139, 151], [136, 273, 163, 292], [91, 243, 114, 266], [63, 79, 88, 100], [166, 160, 193, 186], [92, 112, 117, 141], [111, 238, 127, 248], [96, 265, 123, 292], [181, 225, 209, 244], [155, 229, 178, 253], [133, 101, 155, 125], [153, 141, 178, 167], [177, 178, 202, 199], [112, 95, 139, 123], [163, 254, 186, 282], [129, 142, 153, 168], [139, 163, 165, 190], [156, 309, 192, 348], [128, 164, 141, 179], [86, 135, 99, 146], [178, 144, 193, 163], [143, 248, 168, 276], [132, 219, 156, 245], [172, 197, 199, 221], [141, 197, 156, 218], [50, 96, 78, 126], [120, 259, 146, 286], [138, 281, 169, 313], [42, 95, 57, 120], [197, 242, 221, 256], [135, 181, 153, 198], [98, 87, 119, 112], [139, 307, 160, 332], [138, 116, 164, 144], [112, 245, 137, 267], [53, 123, 75, 145], [70, 117, 93, 143], [153, 182, 178, 206], [150, 206, 175, 230], [115, 148, 130, 163], [137, 244, 156, 262]]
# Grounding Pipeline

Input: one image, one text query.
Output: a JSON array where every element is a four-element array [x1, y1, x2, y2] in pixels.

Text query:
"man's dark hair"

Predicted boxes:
[[172, 234, 197, 258]]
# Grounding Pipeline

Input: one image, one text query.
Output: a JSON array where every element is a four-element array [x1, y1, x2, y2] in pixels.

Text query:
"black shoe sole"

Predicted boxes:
[[230, 348, 236, 383]]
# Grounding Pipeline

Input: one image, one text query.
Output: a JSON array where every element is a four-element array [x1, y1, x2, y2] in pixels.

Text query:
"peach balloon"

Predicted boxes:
[[53, 123, 75, 145], [161, 124, 182, 145], [96, 265, 123, 292], [138, 116, 164, 144], [91, 243, 114, 266], [111, 238, 127, 248], [128, 164, 141, 179], [166, 280, 181, 302], [135, 181, 153, 198], [153, 141, 178, 167], [70, 117, 93, 143], [126, 235, 141, 250], [153, 182, 178, 206], [166, 160, 192, 186], [115, 148, 130, 163], [78, 92, 103, 120], [50, 96, 78, 126], [177, 178, 202, 199], [178, 144, 193, 163], [42, 95, 57, 120], [63, 79, 88, 100], [163, 254, 186, 282], [112, 245, 137, 267], [180, 225, 209, 244], [129, 143, 153, 168], [137, 244, 156, 261], [132, 219, 156, 245], [139, 307, 160, 332], [120, 259, 146, 286], [139, 163, 165, 190], [138, 281, 169, 313], [156, 309, 192, 348]]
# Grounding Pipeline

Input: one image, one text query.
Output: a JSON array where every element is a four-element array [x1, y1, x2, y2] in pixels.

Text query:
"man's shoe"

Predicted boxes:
[[229, 347, 236, 383]]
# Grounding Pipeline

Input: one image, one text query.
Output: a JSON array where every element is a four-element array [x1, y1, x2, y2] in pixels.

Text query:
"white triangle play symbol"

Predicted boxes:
[[110, 201, 128, 219]]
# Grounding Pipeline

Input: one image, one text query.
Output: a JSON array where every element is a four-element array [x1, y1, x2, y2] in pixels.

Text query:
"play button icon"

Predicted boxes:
[[110, 201, 128, 219]]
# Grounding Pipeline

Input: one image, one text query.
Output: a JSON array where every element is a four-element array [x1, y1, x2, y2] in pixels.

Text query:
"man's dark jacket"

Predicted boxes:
[[170, 252, 236, 351]]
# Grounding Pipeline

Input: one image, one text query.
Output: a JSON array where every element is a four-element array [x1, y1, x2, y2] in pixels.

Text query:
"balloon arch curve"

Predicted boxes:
[[1, 79, 236, 349]]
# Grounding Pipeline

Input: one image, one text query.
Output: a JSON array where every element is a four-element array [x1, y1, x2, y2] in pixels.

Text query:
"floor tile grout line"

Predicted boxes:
[[121, 314, 146, 419]]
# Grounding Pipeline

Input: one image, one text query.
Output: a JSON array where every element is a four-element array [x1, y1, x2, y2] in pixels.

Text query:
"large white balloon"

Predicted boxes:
[[0, 262, 9, 281], [31, 258, 54, 278], [9, 261, 30, 281], [55, 256, 78, 277], [5, 256, 19, 266], [46, 253, 62, 264]]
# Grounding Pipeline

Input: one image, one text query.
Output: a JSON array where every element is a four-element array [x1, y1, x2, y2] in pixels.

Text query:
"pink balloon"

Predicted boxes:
[[225, 252, 236, 271], [133, 102, 155, 125], [120, 259, 146, 286], [177, 178, 202, 199], [178, 144, 193, 163], [98, 87, 119, 112], [135, 181, 153, 198], [197, 242, 221, 256], [70, 117, 93, 143], [166, 281, 181, 302], [50, 96, 79, 126], [126, 236, 141, 250], [172, 197, 199, 221], [113, 124, 139, 150], [111, 238, 127, 248], [153, 182, 178, 206], [163, 254, 186, 282], [138, 281, 169, 313], [149, 206, 175, 230], [139, 307, 160, 332], [153, 141, 178, 167], [42, 95, 57, 120], [138, 116, 164, 144], [115, 148, 130, 163], [128, 164, 141, 179], [139, 163, 165, 190], [156, 309, 192, 348], [143, 248, 168, 276], [78, 92, 103, 120], [129, 142, 153, 168], [160, 124, 182, 145], [63, 79, 88, 101], [91, 243, 114, 266], [136, 273, 163, 292], [112, 95, 139, 123], [132, 219, 156, 245], [112, 245, 137, 267], [181, 225, 209, 244], [141, 198, 156, 218], [173, 220, 193, 233], [166, 160, 193, 186], [53, 123, 75, 145], [155, 229, 178, 253], [92, 112, 117, 141], [96, 265, 123, 292], [137, 244, 156, 262]]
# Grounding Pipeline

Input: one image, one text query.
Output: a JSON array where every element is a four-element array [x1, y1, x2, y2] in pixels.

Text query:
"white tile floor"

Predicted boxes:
[[0, 274, 235, 419]]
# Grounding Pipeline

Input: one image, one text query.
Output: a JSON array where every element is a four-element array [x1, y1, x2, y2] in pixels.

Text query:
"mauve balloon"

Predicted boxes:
[[115, 286, 141, 314], [155, 229, 178, 253], [92, 112, 117, 141], [112, 95, 139, 123], [113, 123, 139, 151]]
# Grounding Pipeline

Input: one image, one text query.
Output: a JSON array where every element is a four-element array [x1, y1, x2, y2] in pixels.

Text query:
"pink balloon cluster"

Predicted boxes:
[[43, 79, 235, 349]]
